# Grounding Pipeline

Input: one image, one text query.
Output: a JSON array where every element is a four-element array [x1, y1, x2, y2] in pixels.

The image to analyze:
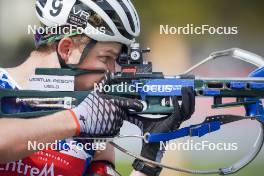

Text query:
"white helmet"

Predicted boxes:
[[35, 0, 140, 46]]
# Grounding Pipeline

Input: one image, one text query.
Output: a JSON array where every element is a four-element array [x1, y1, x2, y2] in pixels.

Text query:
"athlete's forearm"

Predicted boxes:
[[0, 111, 76, 163]]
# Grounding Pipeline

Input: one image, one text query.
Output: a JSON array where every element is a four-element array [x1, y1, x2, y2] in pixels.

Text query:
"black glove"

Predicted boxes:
[[127, 87, 195, 162]]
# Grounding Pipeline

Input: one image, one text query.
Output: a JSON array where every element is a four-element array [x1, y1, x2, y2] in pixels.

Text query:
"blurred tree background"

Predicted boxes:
[[1, 0, 264, 67], [0, 0, 264, 175]]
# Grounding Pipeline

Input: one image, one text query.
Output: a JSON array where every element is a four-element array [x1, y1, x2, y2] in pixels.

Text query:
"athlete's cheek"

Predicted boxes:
[[74, 74, 104, 91], [107, 59, 115, 72], [78, 56, 108, 71]]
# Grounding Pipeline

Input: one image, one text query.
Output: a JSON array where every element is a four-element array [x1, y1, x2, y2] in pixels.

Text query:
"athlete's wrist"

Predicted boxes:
[[64, 110, 80, 136], [132, 159, 162, 176]]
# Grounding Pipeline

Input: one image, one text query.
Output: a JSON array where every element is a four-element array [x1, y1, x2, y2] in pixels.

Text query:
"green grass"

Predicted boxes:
[[182, 161, 264, 176], [116, 162, 133, 176]]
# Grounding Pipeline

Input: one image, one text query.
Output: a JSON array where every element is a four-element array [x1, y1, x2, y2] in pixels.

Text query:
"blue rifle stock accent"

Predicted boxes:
[[134, 79, 195, 99], [245, 67, 264, 123], [146, 121, 221, 143], [249, 82, 264, 90], [230, 82, 247, 89], [203, 89, 221, 96], [143, 79, 194, 96]]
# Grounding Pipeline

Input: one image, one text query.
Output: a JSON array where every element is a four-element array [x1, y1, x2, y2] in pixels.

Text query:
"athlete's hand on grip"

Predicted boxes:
[[70, 72, 143, 137]]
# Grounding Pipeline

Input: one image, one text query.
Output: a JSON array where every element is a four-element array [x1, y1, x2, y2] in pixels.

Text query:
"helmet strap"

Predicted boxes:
[[79, 39, 97, 66], [56, 39, 97, 69]]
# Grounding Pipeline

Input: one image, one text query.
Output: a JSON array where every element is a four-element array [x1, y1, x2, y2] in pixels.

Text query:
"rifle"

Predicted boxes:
[[0, 46, 264, 175]]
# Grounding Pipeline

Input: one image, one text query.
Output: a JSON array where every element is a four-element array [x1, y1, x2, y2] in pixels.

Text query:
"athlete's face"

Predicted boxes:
[[75, 42, 122, 90]]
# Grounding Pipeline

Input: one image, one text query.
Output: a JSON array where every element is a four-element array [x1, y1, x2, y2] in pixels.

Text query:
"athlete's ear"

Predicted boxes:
[[57, 38, 74, 63]]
